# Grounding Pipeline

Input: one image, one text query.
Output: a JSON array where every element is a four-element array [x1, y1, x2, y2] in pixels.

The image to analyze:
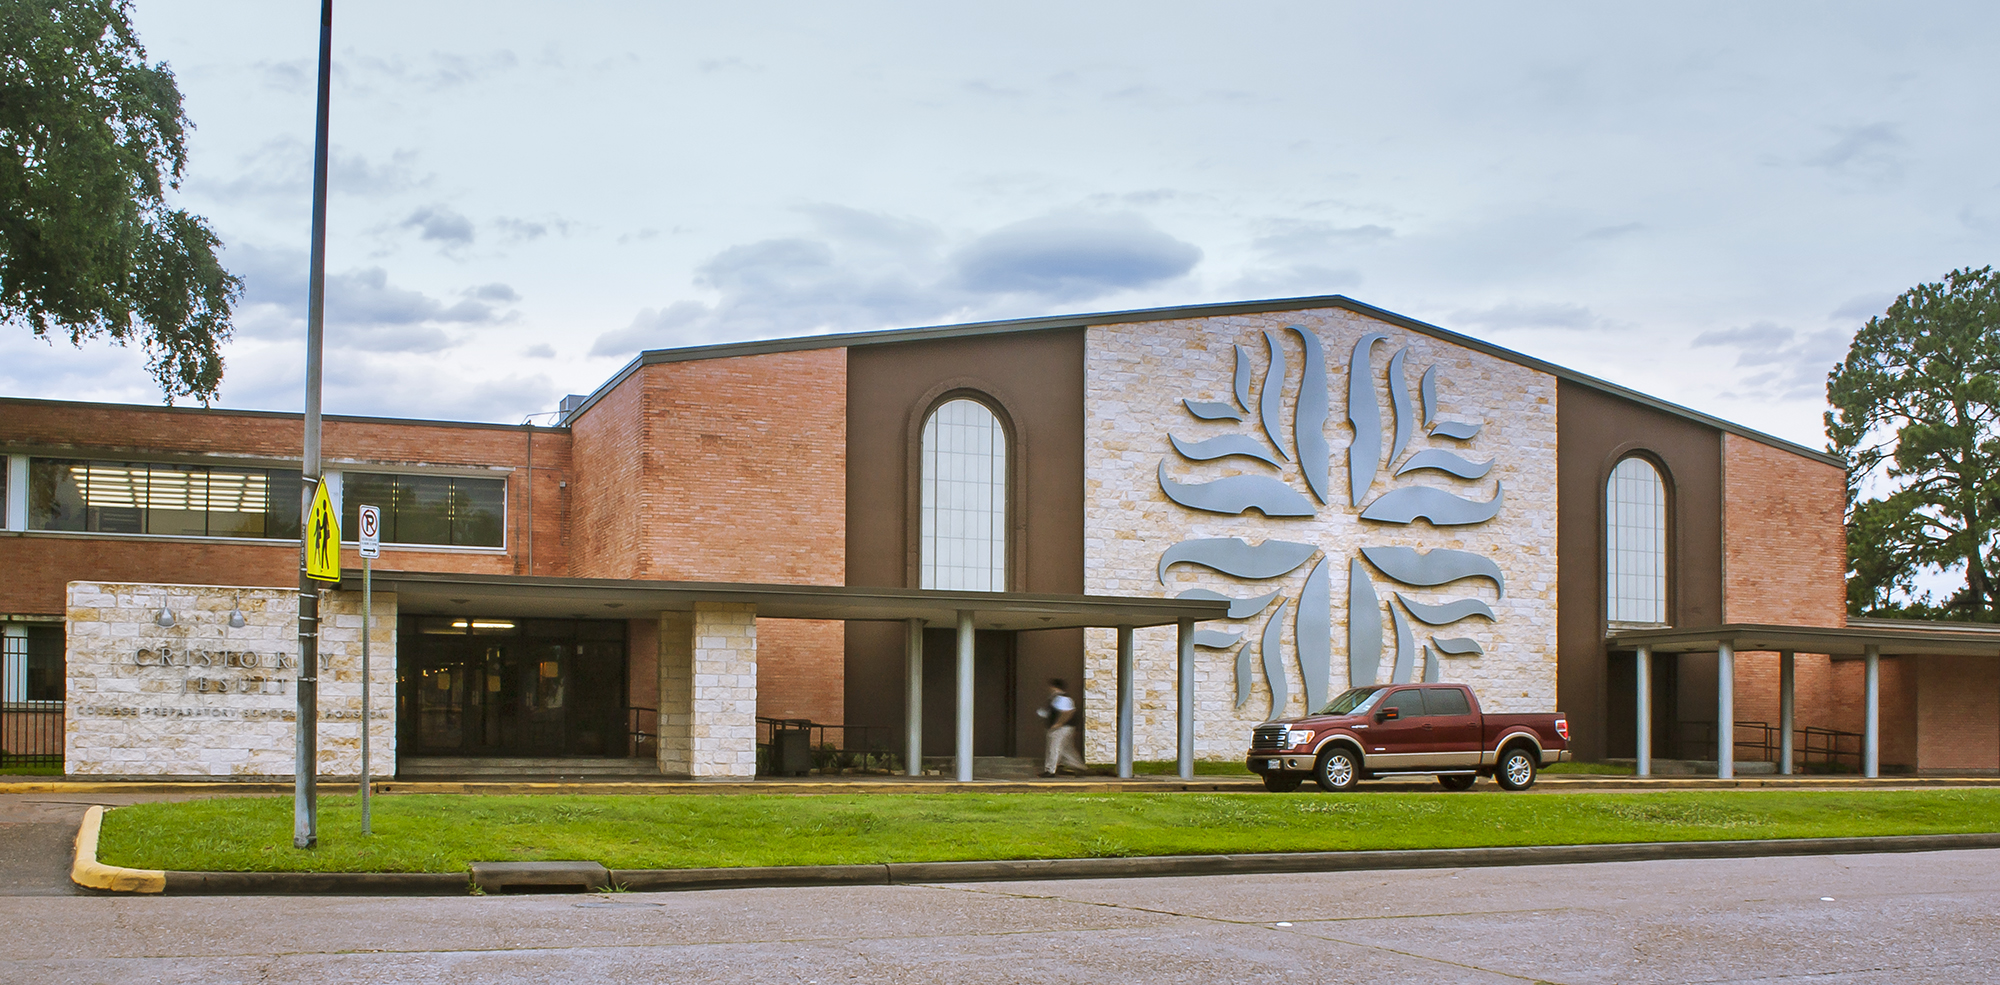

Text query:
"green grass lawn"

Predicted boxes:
[[94, 789, 2000, 874], [1543, 761, 1636, 775], [1128, 759, 1252, 775]]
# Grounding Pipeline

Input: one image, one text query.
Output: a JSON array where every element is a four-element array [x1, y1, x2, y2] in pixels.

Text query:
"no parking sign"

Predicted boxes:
[[357, 504, 380, 559]]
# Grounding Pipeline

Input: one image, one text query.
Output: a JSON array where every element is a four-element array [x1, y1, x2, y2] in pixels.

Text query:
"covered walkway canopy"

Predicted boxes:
[[337, 569, 1228, 781], [1607, 621, 2000, 778]]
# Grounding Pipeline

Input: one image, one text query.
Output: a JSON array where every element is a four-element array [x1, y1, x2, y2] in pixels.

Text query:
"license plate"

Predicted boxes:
[[1266, 759, 1280, 769]]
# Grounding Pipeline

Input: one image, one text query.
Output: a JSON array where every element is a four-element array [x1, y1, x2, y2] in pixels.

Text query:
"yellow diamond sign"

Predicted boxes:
[[305, 480, 341, 583]]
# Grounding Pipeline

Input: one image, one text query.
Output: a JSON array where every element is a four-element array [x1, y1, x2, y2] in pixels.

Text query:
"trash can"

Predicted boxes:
[[771, 727, 813, 776]]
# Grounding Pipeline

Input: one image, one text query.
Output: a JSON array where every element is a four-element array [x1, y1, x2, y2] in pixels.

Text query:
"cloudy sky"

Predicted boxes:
[[4, 2, 1996, 446]]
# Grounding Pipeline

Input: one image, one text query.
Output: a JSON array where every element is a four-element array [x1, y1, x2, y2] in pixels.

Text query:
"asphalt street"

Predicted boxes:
[[2, 842, 1995, 984]]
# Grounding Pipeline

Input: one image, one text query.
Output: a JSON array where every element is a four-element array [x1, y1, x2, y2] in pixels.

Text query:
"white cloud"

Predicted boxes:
[[591, 208, 1202, 357]]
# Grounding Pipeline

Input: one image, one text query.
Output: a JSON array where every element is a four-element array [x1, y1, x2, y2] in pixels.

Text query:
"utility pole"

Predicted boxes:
[[296, 0, 335, 850]]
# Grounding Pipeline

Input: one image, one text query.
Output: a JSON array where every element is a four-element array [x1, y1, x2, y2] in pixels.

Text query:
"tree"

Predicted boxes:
[[0, 0, 239, 403], [1827, 266, 2000, 621]]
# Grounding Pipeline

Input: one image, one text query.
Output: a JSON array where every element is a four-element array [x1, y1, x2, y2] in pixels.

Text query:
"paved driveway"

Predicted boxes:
[[2, 846, 1994, 983], [0, 792, 268, 897]]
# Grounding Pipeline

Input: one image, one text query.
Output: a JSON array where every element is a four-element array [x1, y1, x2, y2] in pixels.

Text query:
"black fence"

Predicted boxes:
[[2, 628, 65, 770], [1674, 720, 1864, 772], [757, 717, 897, 776]]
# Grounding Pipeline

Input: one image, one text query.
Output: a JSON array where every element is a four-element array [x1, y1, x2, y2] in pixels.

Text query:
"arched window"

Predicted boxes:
[[1606, 456, 1668, 625], [920, 398, 1008, 591]]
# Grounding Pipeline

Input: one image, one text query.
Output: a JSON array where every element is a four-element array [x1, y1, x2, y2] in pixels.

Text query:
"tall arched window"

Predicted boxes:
[[921, 398, 1008, 591], [1606, 456, 1668, 625]]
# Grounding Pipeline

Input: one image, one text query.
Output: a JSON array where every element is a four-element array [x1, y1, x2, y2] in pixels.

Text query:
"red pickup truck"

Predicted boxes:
[[1246, 683, 1569, 792]]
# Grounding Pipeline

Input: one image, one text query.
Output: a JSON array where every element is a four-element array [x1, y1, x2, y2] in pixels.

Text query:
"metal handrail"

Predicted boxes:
[[756, 717, 897, 774], [1674, 719, 1863, 771], [627, 706, 657, 758]]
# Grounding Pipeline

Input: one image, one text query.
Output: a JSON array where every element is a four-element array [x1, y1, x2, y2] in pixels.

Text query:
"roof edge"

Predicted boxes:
[[570, 294, 1838, 466], [0, 396, 569, 434]]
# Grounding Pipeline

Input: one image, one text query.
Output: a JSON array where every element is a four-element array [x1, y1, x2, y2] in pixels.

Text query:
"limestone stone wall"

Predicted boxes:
[[656, 611, 693, 775], [1082, 308, 1560, 762], [65, 581, 396, 778], [655, 603, 759, 778]]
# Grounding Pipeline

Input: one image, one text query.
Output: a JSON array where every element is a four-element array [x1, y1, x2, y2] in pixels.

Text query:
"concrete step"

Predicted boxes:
[[398, 757, 659, 779]]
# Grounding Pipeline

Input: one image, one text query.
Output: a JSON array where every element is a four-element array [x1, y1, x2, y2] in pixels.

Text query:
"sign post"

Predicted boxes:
[[357, 504, 379, 835], [301, 473, 340, 849]]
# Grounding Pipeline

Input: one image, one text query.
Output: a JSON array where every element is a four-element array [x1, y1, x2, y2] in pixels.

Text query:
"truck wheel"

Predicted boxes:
[[1315, 748, 1360, 792], [1262, 774, 1303, 793], [1495, 747, 1539, 791], [1437, 774, 1476, 791]]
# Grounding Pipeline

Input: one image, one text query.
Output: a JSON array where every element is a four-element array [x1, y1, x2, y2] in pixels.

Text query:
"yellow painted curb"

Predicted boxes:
[[71, 805, 166, 893]]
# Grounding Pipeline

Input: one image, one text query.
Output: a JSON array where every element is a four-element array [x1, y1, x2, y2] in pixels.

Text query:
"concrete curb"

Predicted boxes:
[[69, 800, 2000, 896], [70, 806, 166, 893], [610, 833, 2000, 892], [163, 871, 467, 896]]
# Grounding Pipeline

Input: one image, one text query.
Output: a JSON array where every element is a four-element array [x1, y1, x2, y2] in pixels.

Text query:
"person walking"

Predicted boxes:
[[1039, 678, 1086, 777]]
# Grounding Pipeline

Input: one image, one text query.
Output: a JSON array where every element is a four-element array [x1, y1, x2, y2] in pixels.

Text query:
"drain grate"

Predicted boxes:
[[469, 861, 612, 895]]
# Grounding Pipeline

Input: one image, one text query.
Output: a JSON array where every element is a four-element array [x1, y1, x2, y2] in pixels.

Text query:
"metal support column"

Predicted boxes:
[[293, 0, 335, 853], [1863, 644, 1880, 778], [1716, 642, 1734, 779], [955, 610, 975, 783], [1176, 618, 1194, 781], [905, 618, 924, 777], [1635, 645, 1651, 778], [1116, 626, 1135, 779], [1779, 650, 1795, 775]]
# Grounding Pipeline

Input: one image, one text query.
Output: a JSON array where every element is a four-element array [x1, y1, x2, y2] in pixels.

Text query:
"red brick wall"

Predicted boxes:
[[1721, 434, 1846, 627], [627, 616, 659, 713], [512, 428, 571, 577], [1916, 655, 2000, 772], [1, 398, 572, 614], [1719, 433, 1854, 756], [651, 348, 845, 584], [0, 536, 295, 615], [755, 619, 845, 723], [566, 378, 647, 581], [1820, 657, 1918, 771], [565, 349, 849, 723], [7, 357, 852, 725]]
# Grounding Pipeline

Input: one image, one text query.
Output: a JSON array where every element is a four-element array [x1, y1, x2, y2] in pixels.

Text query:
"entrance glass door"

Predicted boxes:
[[398, 617, 627, 757]]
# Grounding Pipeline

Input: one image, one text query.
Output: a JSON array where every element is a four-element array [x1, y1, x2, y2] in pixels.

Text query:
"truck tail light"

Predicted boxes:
[[1554, 718, 1569, 741]]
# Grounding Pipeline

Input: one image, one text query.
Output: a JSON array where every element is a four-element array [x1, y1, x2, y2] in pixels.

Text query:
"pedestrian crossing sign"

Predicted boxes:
[[306, 480, 341, 582]]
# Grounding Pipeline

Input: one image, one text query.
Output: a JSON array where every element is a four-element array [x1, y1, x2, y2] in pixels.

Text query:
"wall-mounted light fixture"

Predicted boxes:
[[228, 595, 247, 629], [155, 605, 176, 629]]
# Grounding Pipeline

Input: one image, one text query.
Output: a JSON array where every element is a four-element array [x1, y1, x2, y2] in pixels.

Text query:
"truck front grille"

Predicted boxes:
[[1251, 725, 1290, 750]]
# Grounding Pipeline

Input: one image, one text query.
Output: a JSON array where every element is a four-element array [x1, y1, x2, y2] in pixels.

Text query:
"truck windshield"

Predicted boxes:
[[1317, 687, 1384, 716]]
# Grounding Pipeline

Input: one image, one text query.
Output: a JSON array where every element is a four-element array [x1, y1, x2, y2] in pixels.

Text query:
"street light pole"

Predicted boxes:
[[295, 0, 334, 850]]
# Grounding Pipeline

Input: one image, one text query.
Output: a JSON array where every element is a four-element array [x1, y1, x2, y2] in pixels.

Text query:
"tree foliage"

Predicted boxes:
[[1826, 266, 2000, 620], [0, 0, 240, 403]]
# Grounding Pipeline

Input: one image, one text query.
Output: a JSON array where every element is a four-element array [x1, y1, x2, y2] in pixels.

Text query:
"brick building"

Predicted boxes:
[[2, 294, 1994, 778]]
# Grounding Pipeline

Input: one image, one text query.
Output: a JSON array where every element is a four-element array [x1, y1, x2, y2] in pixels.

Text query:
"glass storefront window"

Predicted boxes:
[[340, 471, 505, 548], [26, 459, 300, 540]]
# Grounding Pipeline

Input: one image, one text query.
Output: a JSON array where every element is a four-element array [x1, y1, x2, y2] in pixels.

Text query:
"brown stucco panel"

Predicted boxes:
[[1557, 378, 1723, 761], [843, 328, 1085, 752]]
